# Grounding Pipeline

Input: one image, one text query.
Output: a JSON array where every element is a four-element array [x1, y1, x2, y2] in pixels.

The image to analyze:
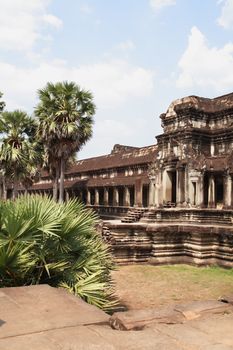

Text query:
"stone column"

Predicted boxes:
[[157, 170, 163, 207], [86, 189, 91, 205], [103, 187, 109, 206], [184, 165, 189, 205], [123, 186, 130, 207], [176, 167, 185, 206], [149, 176, 156, 207], [113, 187, 119, 206], [208, 174, 215, 208], [197, 174, 204, 207], [65, 190, 69, 201], [94, 189, 99, 206], [224, 174, 232, 208], [135, 179, 143, 207]]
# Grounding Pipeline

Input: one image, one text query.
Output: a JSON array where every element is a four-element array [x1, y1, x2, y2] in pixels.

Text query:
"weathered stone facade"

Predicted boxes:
[[149, 93, 233, 209], [104, 218, 233, 267]]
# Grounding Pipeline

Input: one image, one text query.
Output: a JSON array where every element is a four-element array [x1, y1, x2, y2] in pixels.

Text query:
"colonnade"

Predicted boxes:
[[83, 185, 140, 207], [148, 166, 233, 209], [20, 170, 233, 210], [62, 183, 149, 208]]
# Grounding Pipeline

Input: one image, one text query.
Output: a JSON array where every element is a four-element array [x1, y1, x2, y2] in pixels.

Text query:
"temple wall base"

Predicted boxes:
[[104, 221, 233, 268]]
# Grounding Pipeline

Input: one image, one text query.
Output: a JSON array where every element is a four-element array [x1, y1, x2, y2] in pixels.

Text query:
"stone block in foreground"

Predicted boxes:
[[0, 284, 109, 339]]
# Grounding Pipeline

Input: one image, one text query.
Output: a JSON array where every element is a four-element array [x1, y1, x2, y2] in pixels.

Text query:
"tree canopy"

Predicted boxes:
[[0, 110, 40, 199], [0, 82, 95, 201], [35, 81, 95, 202], [0, 91, 5, 113]]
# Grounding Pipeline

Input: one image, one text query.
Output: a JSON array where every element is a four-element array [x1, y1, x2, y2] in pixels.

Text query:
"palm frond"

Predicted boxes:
[[0, 195, 117, 310]]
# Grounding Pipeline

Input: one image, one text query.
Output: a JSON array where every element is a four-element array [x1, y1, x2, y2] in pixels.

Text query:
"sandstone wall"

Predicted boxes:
[[104, 222, 233, 268]]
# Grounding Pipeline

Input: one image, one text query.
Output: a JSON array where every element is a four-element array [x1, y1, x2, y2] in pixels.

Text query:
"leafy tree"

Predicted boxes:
[[0, 92, 5, 198], [0, 195, 116, 310], [0, 91, 5, 113], [35, 81, 95, 202], [0, 110, 40, 199]]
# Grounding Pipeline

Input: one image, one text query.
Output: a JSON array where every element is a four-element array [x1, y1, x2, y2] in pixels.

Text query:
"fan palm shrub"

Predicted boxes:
[[0, 195, 116, 311]]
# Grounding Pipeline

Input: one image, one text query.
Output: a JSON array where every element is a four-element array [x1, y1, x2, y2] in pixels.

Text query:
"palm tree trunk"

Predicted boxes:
[[12, 178, 18, 200], [59, 158, 65, 203], [53, 165, 59, 201], [0, 179, 2, 199], [2, 176, 7, 200]]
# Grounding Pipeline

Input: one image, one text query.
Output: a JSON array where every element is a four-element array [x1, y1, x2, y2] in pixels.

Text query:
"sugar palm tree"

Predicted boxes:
[[0, 92, 5, 198], [0, 110, 39, 199], [35, 81, 95, 202], [0, 91, 5, 113]]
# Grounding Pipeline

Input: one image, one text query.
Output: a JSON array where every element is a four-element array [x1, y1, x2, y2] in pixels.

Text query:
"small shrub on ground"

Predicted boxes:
[[0, 195, 116, 311]]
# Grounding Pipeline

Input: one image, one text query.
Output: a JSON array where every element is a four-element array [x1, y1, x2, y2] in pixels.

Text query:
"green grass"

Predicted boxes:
[[113, 264, 233, 310]]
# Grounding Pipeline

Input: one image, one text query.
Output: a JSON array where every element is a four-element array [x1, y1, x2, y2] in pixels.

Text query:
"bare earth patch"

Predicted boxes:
[[112, 264, 233, 310]]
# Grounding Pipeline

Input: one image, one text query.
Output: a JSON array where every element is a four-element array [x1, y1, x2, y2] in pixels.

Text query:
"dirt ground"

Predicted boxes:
[[112, 264, 233, 310]]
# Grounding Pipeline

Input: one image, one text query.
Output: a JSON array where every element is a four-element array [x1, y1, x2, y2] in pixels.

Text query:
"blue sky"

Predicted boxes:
[[1, 0, 233, 158]]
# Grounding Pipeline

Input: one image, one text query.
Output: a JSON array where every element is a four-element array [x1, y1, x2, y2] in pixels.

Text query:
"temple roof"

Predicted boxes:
[[162, 92, 233, 119], [64, 144, 157, 174]]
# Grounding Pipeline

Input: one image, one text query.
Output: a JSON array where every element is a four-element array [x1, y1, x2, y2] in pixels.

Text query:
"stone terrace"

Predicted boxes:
[[1, 284, 233, 349]]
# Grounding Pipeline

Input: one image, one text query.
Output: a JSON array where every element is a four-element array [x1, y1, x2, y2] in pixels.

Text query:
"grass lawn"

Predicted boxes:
[[112, 264, 233, 310]]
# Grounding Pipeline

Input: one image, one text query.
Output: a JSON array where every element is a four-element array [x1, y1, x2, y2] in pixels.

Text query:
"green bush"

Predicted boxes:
[[0, 195, 116, 310]]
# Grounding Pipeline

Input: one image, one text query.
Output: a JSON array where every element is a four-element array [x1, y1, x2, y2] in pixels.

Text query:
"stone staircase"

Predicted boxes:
[[121, 208, 147, 223], [101, 224, 112, 243]]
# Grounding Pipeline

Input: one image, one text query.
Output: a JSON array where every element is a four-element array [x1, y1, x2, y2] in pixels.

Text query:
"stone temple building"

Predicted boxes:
[[149, 93, 233, 209], [18, 92, 233, 267], [26, 92, 233, 212]]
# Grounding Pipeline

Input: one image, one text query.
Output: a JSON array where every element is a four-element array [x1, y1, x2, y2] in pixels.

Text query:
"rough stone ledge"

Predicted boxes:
[[109, 300, 233, 331], [219, 295, 233, 305]]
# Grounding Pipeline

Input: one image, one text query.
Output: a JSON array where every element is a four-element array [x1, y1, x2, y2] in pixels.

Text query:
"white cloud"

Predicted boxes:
[[217, 0, 233, 29], [0, 59, 154, 111], [116, 40, 135, 51], [42, 14, 63, 29], [150, 0, 176, 11], [0, 0, 62, 51], [176, 26, 233, 92], [0, 58, 155, 158]]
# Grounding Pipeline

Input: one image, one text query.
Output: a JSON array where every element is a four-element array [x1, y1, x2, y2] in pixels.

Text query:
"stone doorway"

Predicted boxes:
[[108, 188, 113, 206], [215, 175, 223, 207], [165, 171, 176, 204], [130, 186, 134, 207], [90, 189, 95, 205], [191, 182, 197, 206], [142, 184, 149, 207], [82, 190, 87, 204], [204, 173, 208, 207], [99, 188, 104, 205], [118, 187, 124, 206]]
